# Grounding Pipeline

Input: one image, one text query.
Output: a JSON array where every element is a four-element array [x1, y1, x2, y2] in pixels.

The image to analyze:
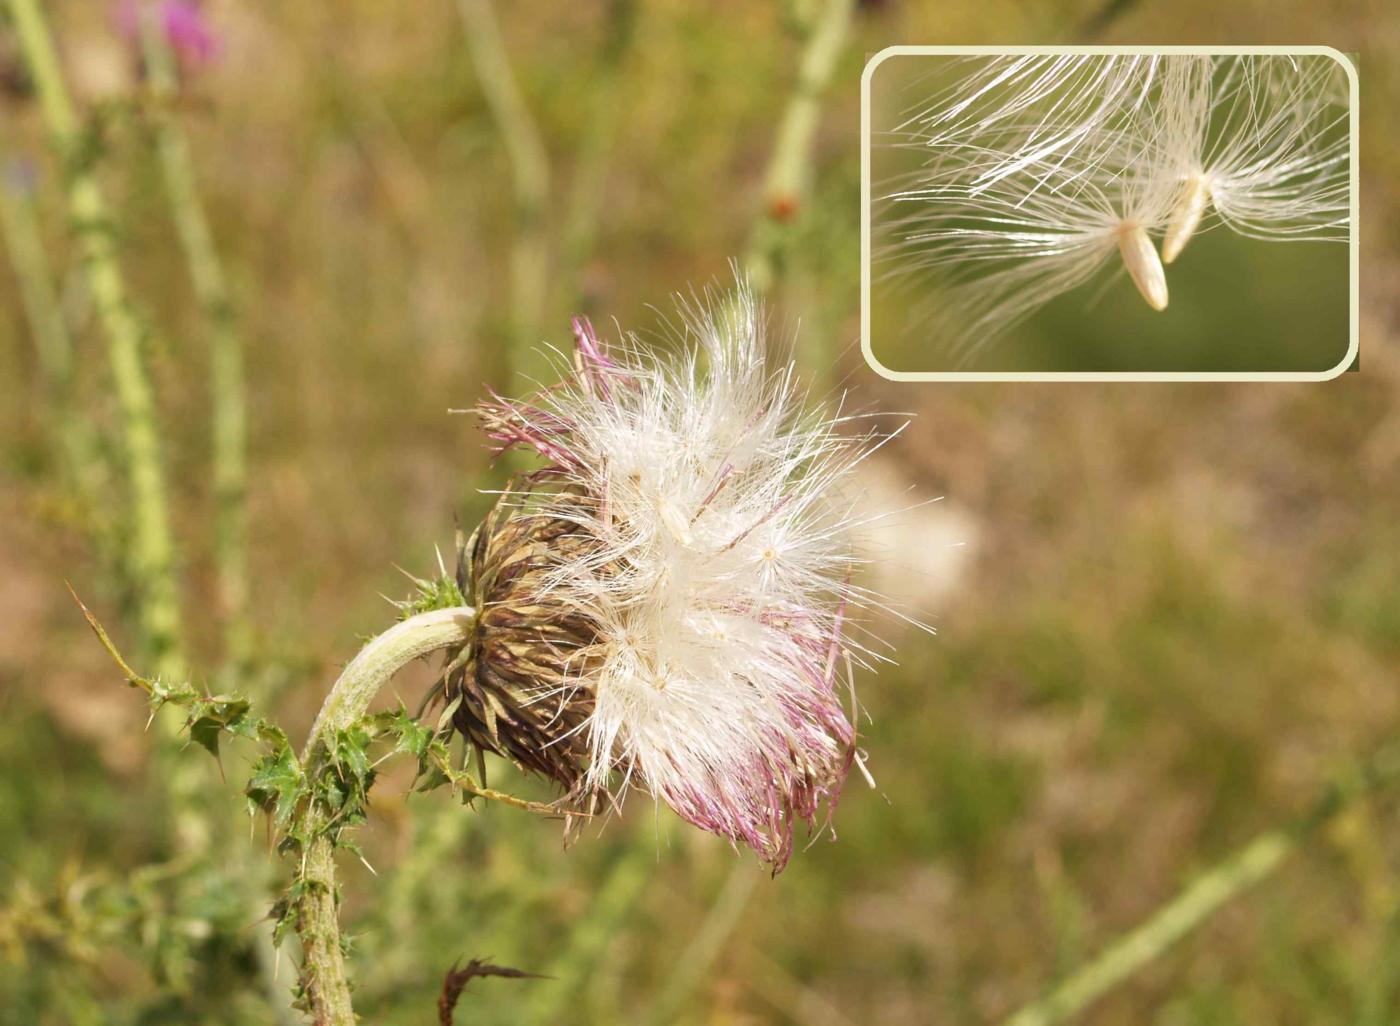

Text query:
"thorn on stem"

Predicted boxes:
[[65, 580, 152, 693]]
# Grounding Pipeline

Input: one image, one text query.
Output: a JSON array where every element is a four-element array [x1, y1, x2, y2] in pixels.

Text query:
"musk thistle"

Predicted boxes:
[[73, 279, 916, 1026], [448, 286, 898, 870]]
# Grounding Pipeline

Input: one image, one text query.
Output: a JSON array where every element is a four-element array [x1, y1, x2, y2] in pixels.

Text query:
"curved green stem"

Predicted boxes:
[[300, 607, 476, 763], [296, 606, 475, 1026]]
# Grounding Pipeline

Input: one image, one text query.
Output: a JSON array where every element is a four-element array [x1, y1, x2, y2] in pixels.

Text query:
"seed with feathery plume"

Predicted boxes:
[[879, 55, 1191, 356], [445, 285, 908, 870], [876, 52, 1351, 359], [1154, 55, 1350, 263]]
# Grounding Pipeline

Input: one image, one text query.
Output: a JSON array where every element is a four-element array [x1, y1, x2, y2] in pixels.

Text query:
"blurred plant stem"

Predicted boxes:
[[743, 0, 854, 299], [4, 0, 212, 850], [0, 147, 107, 523], [524, 838, 655, 1022], [137, 4, 251, 678], [560, 0, 638, 296], [296, 606, 476, 1026], [643, 860, 760, 1025], [457, 0, 550, 394], [6, 0, 182, 675], [129, 32, 285, 1020], [1005, 743, 1400, 1026]]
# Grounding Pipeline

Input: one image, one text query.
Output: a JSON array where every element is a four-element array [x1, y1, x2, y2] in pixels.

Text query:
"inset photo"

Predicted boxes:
[[861, 48, 1357, 380]]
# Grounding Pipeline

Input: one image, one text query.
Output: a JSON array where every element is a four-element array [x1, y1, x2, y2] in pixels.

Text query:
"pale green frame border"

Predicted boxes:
[[860, 45, 1360, 382]]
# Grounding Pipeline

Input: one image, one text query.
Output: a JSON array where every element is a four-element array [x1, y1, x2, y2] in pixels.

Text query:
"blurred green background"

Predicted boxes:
[[868, 52, 1354, 374], [1, 1, 1399, 1024]]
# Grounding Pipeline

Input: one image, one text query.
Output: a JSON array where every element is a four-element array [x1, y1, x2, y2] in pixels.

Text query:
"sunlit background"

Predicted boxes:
[[2, 1, 1399, 1024]]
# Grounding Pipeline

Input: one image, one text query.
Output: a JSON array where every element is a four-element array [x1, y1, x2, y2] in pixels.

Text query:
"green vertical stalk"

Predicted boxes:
[[5, 0, 206, 851], [457, 0, 550, 394], [6, 0, 184, 681], [0, 158, 73, 398], [136, 3, 251, 673], [560, 0, 638, 292], [0, 148, 104, 513], [743, 0, 855, 296]]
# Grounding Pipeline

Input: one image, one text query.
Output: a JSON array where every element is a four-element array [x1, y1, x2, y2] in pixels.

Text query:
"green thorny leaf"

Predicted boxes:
[[245, 743, 308, 830], [266, 878, 311, 947], [393, 555, 468, 620], [364, 704, 564, 816], [317, 724, 378, 832], [70, 583, 286, 763], [372, 704, 434, 760]]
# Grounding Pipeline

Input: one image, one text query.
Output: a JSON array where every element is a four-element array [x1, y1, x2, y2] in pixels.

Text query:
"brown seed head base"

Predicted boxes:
[[443, 476, 604, 808]]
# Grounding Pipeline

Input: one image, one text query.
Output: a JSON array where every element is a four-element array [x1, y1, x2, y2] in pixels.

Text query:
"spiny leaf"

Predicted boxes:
[[186, 696, 253, 758], [67, 583, 149, 693], [246, 745, 308, 827], [395, 566, 468, 619], [70, 586, 282, 763], [370, 704, 434, 760]]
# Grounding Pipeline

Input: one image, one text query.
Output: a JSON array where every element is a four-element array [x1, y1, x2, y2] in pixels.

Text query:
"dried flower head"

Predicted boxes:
[[448, 285, 901, 870], [445, 479, 602, 800]]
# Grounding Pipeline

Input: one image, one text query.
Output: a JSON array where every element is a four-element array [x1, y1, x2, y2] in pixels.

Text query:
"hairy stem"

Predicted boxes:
[[137, 5, 252, 673], [6, 0, 184, 682], [296, 606, 475, 1026], [743, 0, 855, 296], [1004, 743, 1400, 1026]]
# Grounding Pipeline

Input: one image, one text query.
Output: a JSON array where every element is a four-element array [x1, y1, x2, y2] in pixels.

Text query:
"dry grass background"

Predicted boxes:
[[2, 1, 1399, 1023]]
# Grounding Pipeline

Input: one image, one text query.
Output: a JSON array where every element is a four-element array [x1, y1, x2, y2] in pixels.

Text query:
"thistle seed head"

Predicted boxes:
[[451, 283, 902, 871]]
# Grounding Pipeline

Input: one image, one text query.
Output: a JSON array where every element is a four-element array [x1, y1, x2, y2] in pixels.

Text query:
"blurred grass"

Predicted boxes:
[[1, 1, 1399, 1024]]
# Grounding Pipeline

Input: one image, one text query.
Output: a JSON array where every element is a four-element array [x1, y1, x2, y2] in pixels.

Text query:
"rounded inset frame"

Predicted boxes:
[[861, 46, 1359, 381]]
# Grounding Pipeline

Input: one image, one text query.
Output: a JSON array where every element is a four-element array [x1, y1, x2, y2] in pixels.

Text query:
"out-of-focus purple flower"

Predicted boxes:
[[115, 1, 220, 70]]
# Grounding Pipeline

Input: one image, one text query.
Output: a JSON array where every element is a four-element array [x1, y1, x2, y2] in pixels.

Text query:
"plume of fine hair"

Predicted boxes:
[[876, 53, 1351, 360], [467, 282, 909, 869]]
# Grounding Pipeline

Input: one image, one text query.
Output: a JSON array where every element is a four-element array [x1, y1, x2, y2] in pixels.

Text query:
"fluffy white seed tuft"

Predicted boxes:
[[478, 284, 912, 868]]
